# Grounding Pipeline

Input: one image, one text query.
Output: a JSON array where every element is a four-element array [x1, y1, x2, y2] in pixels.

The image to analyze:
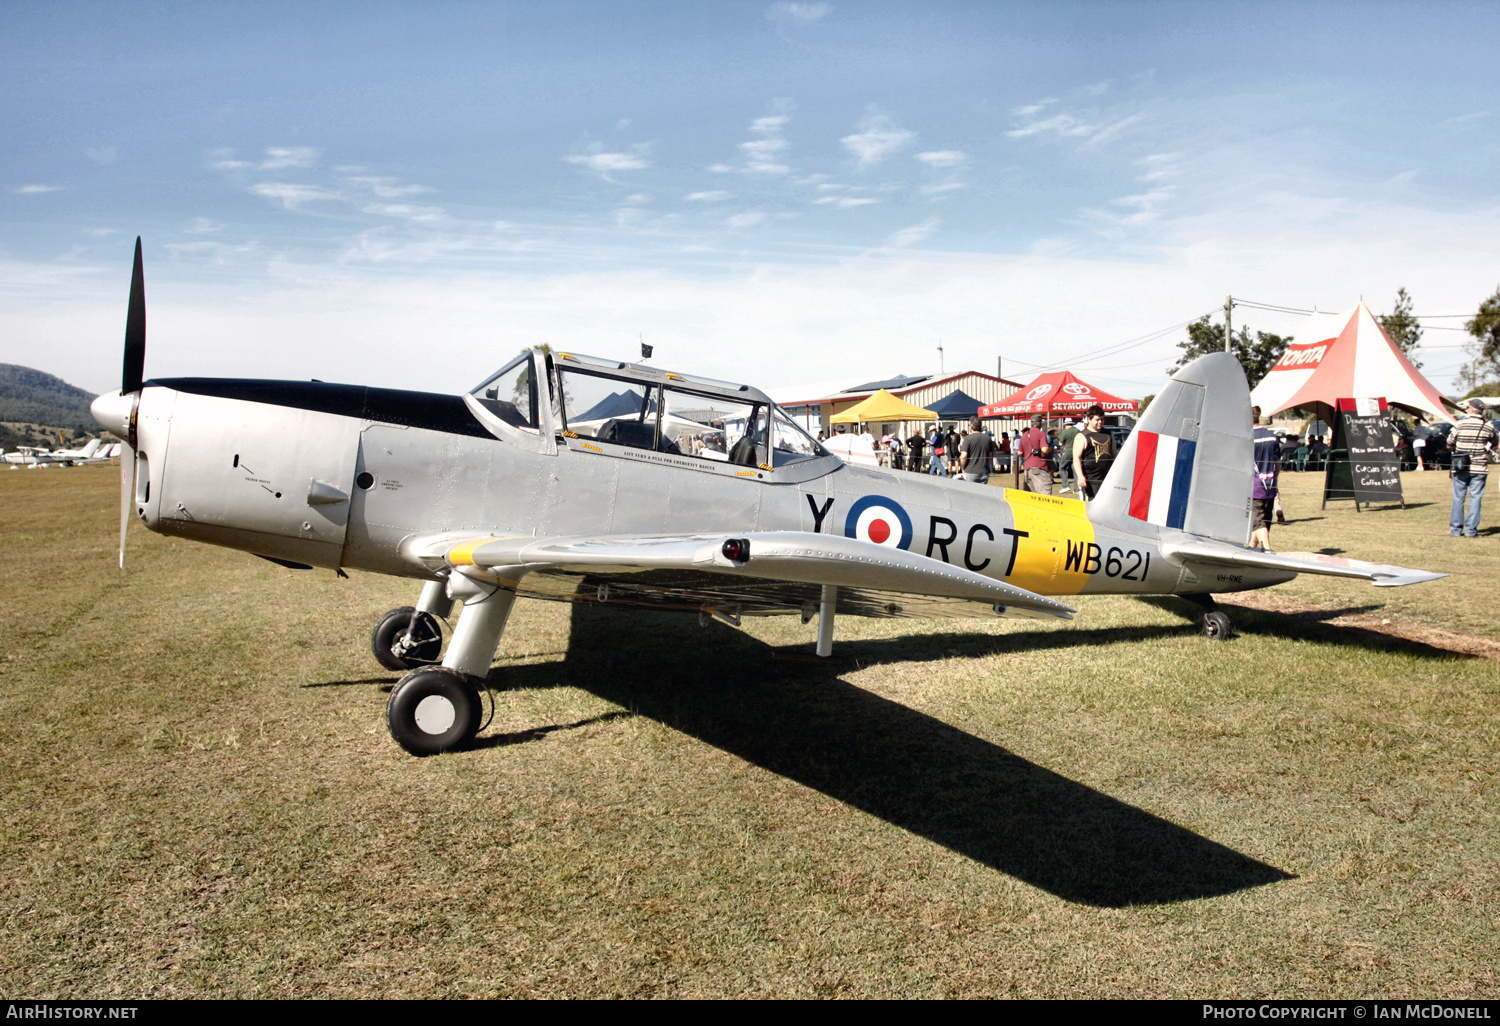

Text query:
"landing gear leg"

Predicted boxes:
[[816, 585, 837, 658], [1183, 593, 1232, 640], [386, 571, 520, 755], [371, 580, 453, 671]]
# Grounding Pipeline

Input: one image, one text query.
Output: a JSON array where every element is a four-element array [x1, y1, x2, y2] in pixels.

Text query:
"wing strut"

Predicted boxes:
[[816, 585, 837, 657]]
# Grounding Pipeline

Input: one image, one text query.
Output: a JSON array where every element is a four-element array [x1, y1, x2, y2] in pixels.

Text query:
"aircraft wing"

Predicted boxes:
[[408, 532, 1076, 621], [1161, 537, 1447, 587]]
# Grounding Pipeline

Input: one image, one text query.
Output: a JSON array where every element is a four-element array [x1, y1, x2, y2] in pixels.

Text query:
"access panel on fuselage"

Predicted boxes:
[[153, 392, 361, 567]]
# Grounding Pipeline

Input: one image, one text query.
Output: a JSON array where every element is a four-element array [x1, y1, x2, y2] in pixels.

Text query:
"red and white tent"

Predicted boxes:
[[977, 370, 1137, 418], [1250, 301, 1455, 424]]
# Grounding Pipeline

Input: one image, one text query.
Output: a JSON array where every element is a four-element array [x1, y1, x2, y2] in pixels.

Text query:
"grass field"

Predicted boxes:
[[1, 465, 1496, 998]]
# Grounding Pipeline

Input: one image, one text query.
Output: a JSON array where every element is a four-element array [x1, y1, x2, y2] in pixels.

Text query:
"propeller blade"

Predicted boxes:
[[122, 237, 145, 394], [119, 441, 136, 568]]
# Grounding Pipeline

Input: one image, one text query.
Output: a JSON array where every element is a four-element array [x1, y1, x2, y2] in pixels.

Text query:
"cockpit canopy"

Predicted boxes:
[[470, 349, 827, 469]]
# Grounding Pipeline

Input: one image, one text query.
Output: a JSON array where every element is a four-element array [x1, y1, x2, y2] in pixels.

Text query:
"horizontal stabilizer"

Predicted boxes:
[[428, 531, 1076, 620], [1161, 538, 1447, 588]]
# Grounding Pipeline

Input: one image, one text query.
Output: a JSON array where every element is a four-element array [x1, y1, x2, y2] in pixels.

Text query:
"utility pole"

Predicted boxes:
[[996, 355, 1003, 381], [937, 340, 945, 376], [1224, 295, 1233, 353]]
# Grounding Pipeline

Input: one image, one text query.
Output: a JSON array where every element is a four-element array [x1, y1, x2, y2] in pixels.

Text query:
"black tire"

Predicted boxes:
[[371, 606, 443, 671], [1202, 610, 1233, 641], [386, 666, 482, 756]]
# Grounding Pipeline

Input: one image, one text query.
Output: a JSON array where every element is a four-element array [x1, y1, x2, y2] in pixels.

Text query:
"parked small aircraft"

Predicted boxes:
[[4, 439, 107, 468], [92, 240, 1443, 755]]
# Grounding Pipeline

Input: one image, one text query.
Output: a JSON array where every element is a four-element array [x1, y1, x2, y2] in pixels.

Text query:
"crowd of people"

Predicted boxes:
[[814, 405, 1122, 496], [816, 397, 1496, 541]]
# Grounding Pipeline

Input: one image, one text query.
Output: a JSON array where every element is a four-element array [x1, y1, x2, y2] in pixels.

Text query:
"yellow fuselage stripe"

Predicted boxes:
[[1000, 488, 1095, 595]]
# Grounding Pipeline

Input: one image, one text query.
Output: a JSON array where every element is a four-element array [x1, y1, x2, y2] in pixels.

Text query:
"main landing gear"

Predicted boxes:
[[380, 573, 521, 756], [1183, 593, 1233, 641]]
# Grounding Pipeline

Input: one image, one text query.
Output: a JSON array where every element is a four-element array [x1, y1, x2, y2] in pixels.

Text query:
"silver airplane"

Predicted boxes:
[[90, 240, 1443, 755]]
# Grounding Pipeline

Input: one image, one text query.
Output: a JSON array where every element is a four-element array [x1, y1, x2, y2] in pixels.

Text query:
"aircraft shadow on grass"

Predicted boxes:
[[487, 603, 1294, 908], [1145, 597, 1481, 661]]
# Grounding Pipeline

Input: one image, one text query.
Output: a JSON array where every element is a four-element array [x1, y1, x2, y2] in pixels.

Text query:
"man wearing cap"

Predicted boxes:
[[1449, 398, 1498, 537], [1015, 414, 1052, 494]]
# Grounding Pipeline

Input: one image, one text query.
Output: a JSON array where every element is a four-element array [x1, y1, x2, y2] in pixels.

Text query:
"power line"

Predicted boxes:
[[1006, 312, 1214, 374]]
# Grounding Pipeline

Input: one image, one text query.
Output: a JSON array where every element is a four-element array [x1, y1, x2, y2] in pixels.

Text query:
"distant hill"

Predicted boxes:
[[0, 365, 99, 449]]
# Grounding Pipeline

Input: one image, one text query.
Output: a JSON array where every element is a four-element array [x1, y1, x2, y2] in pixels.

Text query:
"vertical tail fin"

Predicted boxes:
[[1090, 352, 1253, 544]]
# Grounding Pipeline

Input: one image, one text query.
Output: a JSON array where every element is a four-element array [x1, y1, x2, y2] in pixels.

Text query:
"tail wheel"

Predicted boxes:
[[1202, 610, 1233, 640], [371, 606, 443, 671], [386, 666, 482, 756]]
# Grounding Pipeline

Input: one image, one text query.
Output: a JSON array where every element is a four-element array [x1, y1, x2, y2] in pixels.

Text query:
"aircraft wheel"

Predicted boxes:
[[386, 666, 482, 756], [1202, 611, 1233, 640], [371, 606, 443, 671]]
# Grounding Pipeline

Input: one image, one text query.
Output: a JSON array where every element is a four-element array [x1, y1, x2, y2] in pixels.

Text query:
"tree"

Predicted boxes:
[[1463, 286, 1500, 389], [1169, 316, 1292, 389], [1377, 286, 1423, 368]]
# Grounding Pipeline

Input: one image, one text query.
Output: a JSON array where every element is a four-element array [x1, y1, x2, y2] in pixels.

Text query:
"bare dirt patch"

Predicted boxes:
[[1221, 591, 1500, 663]]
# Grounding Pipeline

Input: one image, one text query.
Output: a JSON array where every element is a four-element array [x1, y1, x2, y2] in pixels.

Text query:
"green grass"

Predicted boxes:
[[0, 465, 1496, 998], [1250, 469, 1500, 640]]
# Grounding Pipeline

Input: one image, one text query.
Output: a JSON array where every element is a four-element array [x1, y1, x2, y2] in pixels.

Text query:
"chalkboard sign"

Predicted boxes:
[[1322, 397, 1404, 510]]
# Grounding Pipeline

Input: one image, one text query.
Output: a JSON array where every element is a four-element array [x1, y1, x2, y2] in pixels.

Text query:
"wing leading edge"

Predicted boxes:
[[411, 531, 1076, 621]]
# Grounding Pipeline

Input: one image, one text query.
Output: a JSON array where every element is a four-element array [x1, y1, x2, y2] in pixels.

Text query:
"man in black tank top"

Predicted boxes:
[[1071, 404, 1116, 500]]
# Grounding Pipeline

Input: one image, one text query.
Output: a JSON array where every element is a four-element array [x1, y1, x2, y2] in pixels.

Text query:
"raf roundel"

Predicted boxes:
[[844, 495, 914, 550]]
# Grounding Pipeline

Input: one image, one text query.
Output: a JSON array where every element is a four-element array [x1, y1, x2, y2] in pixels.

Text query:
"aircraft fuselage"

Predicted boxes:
[[115, 376, 1290, 602]]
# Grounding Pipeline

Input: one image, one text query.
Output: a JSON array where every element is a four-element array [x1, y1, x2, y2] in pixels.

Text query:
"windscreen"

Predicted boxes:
[[469, 353, 537, 429]]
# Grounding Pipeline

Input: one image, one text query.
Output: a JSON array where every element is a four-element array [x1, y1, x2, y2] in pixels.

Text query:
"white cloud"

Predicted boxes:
[[261, 147, 321, 170], [564, 146, 652, 180], [163, 240, 260, 264], [888, 218, 941, 248], [1083, 81, 1112, 97], [13, 184, 59, 194], [622, 193, 651, 205], [1082, 112, 1148, 149], [1443, 110, 1490, 126], [741, 137, 788, 171], [736, 109, 793, 174], [686, 191, 732, 202], [916, 150, 966, 168], [207, 148, 252, 171], [708, 163, 734, 173], [8, 187, 1499, 401], [86, 146, 117, 165], [249, 183, 342, 211], [348, 176, 434, 198], [363, 203, 447, 224], [1012, 99, 1057, 117], [1007, 113, 1096, 139], [766, 2, 831, 22], [920, 183, 966, 197], [814, 196, 879, 208], [841, 114, 913, 166], [726, 211, 768, 228], [615, 118, 633, 131], [1008, 105, 1147, 148], [613, 207, 650, 228], [187, 218, 223, 233]]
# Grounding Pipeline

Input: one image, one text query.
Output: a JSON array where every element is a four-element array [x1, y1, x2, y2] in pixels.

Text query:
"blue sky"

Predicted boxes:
[[2, 1, 1496, 398]]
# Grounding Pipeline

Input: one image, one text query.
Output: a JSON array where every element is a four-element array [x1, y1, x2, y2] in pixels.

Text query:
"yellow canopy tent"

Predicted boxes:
[[829, 388, 938, 424]]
